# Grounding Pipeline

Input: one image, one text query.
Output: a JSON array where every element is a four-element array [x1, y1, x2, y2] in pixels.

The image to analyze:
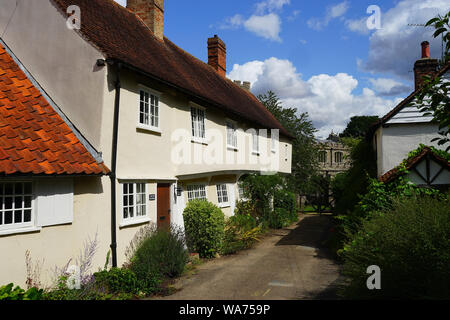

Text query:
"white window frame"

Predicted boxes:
[[137, 86, 161, 133], [226, 120, 238, 150], [252, 129, 260, 155], [121, 182, 150, 226], [190, 105, 206, 144], [186, 184, 207, 202], [0, 181, 35, 233], [216, 184, 230, 208]]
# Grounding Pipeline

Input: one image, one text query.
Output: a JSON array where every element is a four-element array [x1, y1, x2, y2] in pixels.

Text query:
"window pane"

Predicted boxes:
[[4, 211, 12, 224], [24, 196, 31, 208], [123, 208, 128, 219], [5, 197, 12, 210], [24, 210, 31, 222], [14, 211, 22, 223], [0, 213, 2, 225], [15, 196, 22, 209]]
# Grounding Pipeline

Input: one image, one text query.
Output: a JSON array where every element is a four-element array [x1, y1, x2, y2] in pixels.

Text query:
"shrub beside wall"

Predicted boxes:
[[183, 200, 225, 258]]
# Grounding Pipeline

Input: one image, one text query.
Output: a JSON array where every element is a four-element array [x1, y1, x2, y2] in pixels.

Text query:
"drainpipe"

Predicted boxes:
[[108, 60, 122, 268]]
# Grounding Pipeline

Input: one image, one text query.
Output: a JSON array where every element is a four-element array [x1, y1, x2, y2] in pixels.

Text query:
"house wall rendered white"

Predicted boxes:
[[0, 0, 293, 287], [377, 123, 447, 176]]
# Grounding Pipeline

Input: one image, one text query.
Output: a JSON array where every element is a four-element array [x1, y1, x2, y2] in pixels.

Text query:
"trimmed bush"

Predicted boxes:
[[129, 226, 188, 294], [93, 268, 138, 294], [340, 195, 450, 299], [183, 200, 225, 258]]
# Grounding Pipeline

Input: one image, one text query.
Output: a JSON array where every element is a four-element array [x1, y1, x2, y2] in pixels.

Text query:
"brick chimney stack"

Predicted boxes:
[[234, 80, 251, 91], [208, 35, 226, 77], [414, 41, 438, 90], [127, 0, 164, 41]]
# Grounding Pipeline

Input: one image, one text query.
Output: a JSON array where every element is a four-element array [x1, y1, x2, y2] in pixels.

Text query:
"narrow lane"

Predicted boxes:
[[155, 214, 341, 300]]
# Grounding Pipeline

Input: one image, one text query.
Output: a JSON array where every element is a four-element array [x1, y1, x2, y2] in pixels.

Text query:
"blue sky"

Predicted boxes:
[[114, 0, 449, 138]]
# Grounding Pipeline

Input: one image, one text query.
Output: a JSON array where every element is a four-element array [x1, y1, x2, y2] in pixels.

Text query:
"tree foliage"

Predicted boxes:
[[339, 116, 380, 139], [258, 91, 319, 194]]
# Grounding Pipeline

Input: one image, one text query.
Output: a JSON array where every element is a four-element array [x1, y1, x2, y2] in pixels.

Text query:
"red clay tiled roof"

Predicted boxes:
[[380, 146, 450, 183], [52, 0, 292, 138], [0, 44, 109, 175]]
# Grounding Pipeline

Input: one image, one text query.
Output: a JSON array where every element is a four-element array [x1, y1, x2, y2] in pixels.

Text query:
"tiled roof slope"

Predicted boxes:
[[380, 146, 450, 184], [0, 44, 109, 175], [52, 0, 292, 138]]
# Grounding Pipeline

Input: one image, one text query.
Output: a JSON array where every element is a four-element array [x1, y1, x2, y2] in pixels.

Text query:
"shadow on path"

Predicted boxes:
[[276, 214, 343, 299]]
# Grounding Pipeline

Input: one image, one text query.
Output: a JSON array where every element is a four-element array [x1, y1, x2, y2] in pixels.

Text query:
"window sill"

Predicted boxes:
[[0, 226, 42, 237], [136, 124, 161, 134], [227, 146, 239, 151], [191, 138, 208, 145], [252, 151, 260, 156], [218, 203, 230, 208], [119, 217, 151, 229]]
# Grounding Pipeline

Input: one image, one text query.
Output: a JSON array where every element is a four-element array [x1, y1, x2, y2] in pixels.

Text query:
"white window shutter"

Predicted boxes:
[[36, 179, 74, 227]]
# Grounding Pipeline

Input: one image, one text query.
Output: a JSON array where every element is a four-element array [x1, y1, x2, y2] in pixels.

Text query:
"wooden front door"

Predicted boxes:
[[157, 184, 171, 229]]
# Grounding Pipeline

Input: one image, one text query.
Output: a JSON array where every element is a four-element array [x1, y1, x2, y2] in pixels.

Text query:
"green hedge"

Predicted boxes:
[[183, 200, 225, 258], [340, 195, 450, 299]]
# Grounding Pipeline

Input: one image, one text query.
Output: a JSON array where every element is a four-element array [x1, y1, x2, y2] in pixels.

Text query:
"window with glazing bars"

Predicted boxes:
[[191, 107, 205, 139], [122, 183, 147, 220], [187, 184, 207, 201], [226, 122, 237, 148], [0, 182, 33, 230], [139, 90, 159, 128], [216, 184, 229, 205]]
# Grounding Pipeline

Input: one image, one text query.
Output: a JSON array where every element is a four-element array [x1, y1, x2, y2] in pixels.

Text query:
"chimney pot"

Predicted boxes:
[[421, 41, 430, 58], [208, 35, 226, 77], [127, 0, 164, 41], [414, 41, 438, 90]]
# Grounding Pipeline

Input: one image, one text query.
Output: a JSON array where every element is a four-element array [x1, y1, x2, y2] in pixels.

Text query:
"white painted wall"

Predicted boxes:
[[378, 123, 448, 176]]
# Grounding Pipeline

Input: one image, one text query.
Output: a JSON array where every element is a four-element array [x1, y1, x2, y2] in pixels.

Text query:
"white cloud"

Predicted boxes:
[[345, 17, 370, 35], [307, 1, 350, 30], [228, 58, 402, 139], [255, 0, 290, 14], [219, 0, 290, 41], [244, 14, 282, 42], [219, 13, 283, 42], [219, 14, 245, 30], [357, 0, 449, 78]]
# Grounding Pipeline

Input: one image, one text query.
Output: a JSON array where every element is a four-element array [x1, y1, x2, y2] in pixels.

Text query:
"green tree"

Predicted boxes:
[[258, 91, 319, 194], [339, 116, 380, 138], [415, 12, 450, 151]]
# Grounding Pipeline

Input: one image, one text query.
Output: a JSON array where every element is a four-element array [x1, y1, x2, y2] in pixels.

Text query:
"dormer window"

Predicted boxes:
[[138, 88, 160, 132]]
